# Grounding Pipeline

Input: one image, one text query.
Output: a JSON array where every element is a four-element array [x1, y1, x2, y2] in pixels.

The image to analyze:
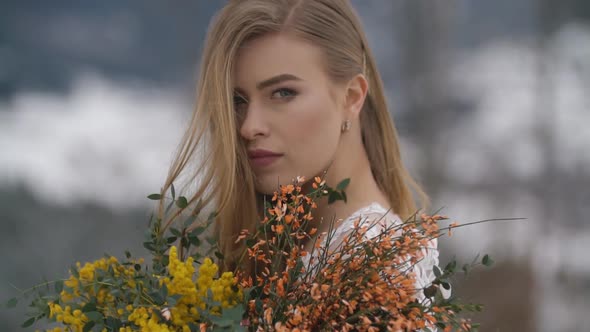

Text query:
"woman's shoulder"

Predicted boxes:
[[333, 202, 403, 240], [346, 202, 400, 221]]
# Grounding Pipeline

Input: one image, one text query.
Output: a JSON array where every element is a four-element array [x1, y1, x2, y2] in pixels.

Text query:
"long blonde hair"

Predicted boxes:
[[158, 0, 427, 272]]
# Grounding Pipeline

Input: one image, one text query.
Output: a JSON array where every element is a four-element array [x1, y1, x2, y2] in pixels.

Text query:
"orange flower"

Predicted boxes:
[[277, 278, 285, 297], [273, 224, 284, 234], [281, 184, 295, 195], [264, 307, 273, 324], [239, 179, 476, 331], [448, 221, 459, 236], [234, 229, 250, 243]]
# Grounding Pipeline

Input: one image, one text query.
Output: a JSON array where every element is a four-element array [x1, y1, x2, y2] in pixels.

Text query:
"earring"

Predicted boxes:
[[341, 120, 351, 133]]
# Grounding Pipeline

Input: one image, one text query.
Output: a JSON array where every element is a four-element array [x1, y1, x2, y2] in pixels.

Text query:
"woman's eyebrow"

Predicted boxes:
[[256, 74, 303, 90]]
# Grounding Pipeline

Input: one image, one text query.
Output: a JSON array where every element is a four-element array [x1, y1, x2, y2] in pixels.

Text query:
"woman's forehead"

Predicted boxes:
[[233, 33, 327, 87]]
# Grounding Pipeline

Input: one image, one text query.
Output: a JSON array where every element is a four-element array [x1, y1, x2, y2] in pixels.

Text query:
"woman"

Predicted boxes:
[[160, 0, 449, 304]]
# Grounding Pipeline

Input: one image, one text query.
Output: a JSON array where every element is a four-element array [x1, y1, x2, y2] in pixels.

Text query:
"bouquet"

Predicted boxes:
[[6, 176, 499, 331]]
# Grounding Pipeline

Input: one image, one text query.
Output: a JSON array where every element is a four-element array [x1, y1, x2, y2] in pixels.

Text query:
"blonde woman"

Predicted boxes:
[[160, 0, 450, 305]]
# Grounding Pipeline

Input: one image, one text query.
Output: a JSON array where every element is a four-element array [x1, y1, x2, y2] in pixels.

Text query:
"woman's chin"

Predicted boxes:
[[254, 177, 294, 195], [255, 183, 283, 195]]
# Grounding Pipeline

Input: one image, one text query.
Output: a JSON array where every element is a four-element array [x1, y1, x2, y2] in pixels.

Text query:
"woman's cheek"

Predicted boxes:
[[295, 97, 331, 136]]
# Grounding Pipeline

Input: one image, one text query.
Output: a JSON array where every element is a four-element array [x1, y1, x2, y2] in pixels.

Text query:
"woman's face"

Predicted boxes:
[[233, 32, 347, 194]]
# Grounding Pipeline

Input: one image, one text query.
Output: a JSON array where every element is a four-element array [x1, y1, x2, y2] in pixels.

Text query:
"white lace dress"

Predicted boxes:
[[301, 202, 451, 305]]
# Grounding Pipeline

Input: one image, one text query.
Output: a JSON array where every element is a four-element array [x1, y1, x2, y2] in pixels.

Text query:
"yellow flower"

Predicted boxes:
[[161, 246, 201, 324], [210, 272, 241, 308], [128, 307, 172, 332], [50, 246, 242, 331], [48, 303, 87, 331]]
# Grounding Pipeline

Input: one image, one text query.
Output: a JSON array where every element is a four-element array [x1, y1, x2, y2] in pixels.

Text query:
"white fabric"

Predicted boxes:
[[302, 202, 452, 304]]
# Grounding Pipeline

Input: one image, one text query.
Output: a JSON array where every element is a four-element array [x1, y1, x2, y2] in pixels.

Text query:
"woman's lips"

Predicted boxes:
[[249, 155, 282, 168], [248, 149, 283, 168]]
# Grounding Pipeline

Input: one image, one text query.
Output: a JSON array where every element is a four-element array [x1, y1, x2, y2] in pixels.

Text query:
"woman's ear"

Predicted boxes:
[[344, 73, 368, 118]]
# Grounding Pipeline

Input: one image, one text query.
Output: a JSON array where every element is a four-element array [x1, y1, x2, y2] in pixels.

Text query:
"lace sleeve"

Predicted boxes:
[[413, 237, 452, 304], [313, 204, 451, 332], [339, 204, 452, 304], [306, 203, 452, 304]]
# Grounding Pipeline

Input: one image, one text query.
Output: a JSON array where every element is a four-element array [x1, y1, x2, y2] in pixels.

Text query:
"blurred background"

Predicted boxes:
[[1, 0, 588, 331]]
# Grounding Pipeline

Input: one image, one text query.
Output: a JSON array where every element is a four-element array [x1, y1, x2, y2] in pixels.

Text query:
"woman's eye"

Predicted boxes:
[[233, 95, 247, 105], [271, 88, 297, 99], [233, 94, 248, 113]]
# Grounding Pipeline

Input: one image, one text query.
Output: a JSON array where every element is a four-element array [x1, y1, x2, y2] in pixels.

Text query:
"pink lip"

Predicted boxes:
[[248, 149, 283, 168], [249, 155, 282, 168]]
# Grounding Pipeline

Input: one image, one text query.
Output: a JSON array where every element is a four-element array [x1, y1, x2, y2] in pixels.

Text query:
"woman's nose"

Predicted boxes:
[[239, 104, 269, 141]]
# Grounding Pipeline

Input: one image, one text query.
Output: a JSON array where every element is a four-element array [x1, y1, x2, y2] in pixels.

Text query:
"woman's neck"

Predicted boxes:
[[308, 147, 390, 235]]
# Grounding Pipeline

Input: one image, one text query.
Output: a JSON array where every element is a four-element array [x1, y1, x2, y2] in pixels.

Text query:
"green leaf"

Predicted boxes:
[[433, 265, 442, 278], [192, 226, 207, 236], [327, 191, 342, 204], [423, 285, 437, 298], [264, 200, 273, 210], [144, 228, 154, 240], [210, 318, 234, 328], [444, 260, 457, 273], [83, 321, 95, 332], [70, 264, 80, 278], [482, 254, 494, 267], [161, 255, 170, 267], [125, 250, 132, 259], [105, 317, 122, 330], [85, 311, 103, 322], [147, 193, 162, 200], [215, 251, 224, 260], [161, 283, 168, 299], [183, 214, 198, 228], [188, 323, 200, 332], [176, 196, 188, 209], [21, 317, 35, 328], [220, 306, 244, 321], [226, 326, 246, 332], [81, 302, 97, 313], [54, 280, 64, 293], [336, 178, 350, 191], [189, 235, 201, 246], [254, 297, 263, 313], [149, 291, 165, 305], [208, 211, 219, 221], [167, 294, 183, 306], [6, 297, 17, 308], [206, 237, 216, 246], [192, 198, 204, 215], [181, 237, 189, 248], [165, 200, 175, 215], [170, 228, 182, 237], [435, 322, 446, 329], [170, 183, 176, 199]]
